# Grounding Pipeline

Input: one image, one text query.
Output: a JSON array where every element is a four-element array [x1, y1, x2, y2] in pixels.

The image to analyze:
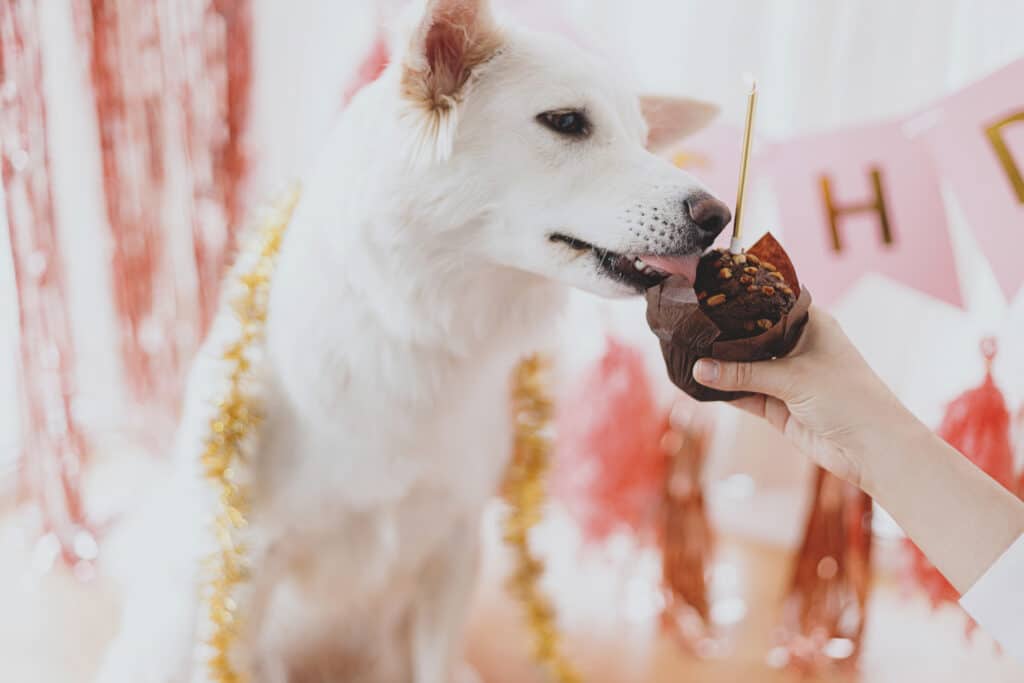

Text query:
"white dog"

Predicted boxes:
[[96, 1, 729, 681]]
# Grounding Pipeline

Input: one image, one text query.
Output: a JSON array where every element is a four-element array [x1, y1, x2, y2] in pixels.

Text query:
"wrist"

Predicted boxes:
[[857, 407, 937, 505]]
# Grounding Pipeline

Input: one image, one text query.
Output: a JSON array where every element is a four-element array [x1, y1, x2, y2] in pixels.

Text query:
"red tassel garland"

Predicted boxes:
[[552, 337, 669, 546], [906, 338, 1016, 612], [778, 468, 873, 670], [659, 402, 714, 646]]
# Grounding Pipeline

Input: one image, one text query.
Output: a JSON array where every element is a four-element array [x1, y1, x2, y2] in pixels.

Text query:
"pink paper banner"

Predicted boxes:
[[671, 123, 742, 249], [918, 58, 1024, 301], [672, 123, 742, 203], [768, 121, 961, 308]]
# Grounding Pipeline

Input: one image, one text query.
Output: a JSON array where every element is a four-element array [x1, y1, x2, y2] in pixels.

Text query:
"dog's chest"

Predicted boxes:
[[250, 348, 515, 586]]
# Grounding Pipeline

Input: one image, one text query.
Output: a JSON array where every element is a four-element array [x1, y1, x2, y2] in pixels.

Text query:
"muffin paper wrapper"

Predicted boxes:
[[645, 233, 812, 403]]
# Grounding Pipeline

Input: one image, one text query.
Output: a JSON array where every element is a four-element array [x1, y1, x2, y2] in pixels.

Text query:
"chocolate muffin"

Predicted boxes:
[[694, 249, 796, 340]]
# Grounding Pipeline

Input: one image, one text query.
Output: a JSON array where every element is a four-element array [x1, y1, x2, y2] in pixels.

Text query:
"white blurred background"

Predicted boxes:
[[1, 1, 1023, 681], [3, 0, 1022, 469]]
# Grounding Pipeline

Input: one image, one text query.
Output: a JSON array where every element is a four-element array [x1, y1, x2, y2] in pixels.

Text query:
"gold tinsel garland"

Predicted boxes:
[[503, 355, 582, 683], [196, 190, 574, 682], [199, 188, 300, 683]]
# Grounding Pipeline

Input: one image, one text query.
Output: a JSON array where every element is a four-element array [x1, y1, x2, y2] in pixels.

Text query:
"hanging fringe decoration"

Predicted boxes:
[[1, 0, 95, 567], [193, 0, 254, 332], [78, 0, 182, 405], [935, 339, 1015, 486], [75, 0, 252, 412], [777, 468, 873, 670], [906, 338, 1016, 613], [658, 400, 714, 647], [503, 355, 582, 683], [551, 337, 670, 546]]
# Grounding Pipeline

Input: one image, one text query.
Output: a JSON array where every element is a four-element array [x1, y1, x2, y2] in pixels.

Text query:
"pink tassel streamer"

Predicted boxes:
[[189, 0, 253, 331], [3, 0, 252, 564], [76, 0, 252, 410], [78, 0, 176, 404], [1, 0, 94, 565], [552, 337, 669, 546]]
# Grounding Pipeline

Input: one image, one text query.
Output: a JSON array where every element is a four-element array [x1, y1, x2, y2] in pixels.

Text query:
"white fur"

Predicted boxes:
[[95, 2, 723, 682]]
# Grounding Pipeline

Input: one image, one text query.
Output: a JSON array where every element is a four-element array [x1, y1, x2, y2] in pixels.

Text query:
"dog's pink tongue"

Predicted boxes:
[[643, 254, 700, 286]]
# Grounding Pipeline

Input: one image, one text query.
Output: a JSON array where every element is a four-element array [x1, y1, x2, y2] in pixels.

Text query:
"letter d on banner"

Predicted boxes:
[[985, 111, 1024, 204], [920, 58, 1024, 300], [769, 121, 961, 308]]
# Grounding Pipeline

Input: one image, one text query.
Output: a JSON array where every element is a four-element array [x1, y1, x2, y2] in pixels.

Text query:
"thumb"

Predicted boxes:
[[692, 357, 796, 400]]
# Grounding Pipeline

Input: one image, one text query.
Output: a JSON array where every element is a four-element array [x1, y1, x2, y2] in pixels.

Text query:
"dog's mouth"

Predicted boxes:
[[549, 233, 701, 290]]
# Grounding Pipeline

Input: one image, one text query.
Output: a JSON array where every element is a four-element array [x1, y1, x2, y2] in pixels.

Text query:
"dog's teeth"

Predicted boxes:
[[633, 258, 647, 271]]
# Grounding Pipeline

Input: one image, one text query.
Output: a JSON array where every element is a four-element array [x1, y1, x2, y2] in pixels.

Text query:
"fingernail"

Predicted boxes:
[[694, 359, 719, 383]]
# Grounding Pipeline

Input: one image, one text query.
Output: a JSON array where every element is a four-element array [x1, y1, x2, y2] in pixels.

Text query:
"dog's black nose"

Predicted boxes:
[[686, 195, 732, 243]]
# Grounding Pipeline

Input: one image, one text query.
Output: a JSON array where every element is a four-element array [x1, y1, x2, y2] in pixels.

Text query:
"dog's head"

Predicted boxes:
[[387, 0, 730, 297]]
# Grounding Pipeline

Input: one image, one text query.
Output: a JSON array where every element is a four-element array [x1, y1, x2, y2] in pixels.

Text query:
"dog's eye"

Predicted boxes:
[[538, 109, 590, 138]]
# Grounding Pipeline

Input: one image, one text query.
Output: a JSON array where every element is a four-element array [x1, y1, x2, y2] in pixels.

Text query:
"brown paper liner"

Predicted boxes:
[[645, 233, 811, 403]]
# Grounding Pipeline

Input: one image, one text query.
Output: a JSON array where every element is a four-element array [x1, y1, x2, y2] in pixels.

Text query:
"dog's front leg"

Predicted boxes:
[[410, 518, 482, 683]]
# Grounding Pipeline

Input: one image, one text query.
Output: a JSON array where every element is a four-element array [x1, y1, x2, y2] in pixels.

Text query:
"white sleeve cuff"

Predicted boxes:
[[960, 533, 1024, 663]]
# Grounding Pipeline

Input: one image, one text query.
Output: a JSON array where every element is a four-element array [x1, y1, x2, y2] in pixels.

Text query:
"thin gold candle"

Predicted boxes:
[[730, 78, 758, 254]]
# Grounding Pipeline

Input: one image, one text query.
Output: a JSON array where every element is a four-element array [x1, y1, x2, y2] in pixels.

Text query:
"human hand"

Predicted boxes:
[[693, 310, 1024, 597], [692, 309, 923, 492]]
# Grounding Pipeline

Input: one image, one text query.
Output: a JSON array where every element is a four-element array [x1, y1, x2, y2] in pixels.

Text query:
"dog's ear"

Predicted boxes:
[[401, 0, 502, 162], [640, 96, 719, 151]]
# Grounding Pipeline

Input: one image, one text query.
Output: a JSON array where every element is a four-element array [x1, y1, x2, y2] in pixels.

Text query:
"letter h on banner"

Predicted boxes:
[[820, 168, 894, 252], [770, 120, 961, 307]]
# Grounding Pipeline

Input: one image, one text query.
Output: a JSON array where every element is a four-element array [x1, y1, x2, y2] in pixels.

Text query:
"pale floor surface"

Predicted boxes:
[[3, 508, 1022, 683]]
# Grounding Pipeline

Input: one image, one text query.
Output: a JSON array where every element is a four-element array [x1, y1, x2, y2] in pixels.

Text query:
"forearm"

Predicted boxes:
[[863, 414, 1024, 594]]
